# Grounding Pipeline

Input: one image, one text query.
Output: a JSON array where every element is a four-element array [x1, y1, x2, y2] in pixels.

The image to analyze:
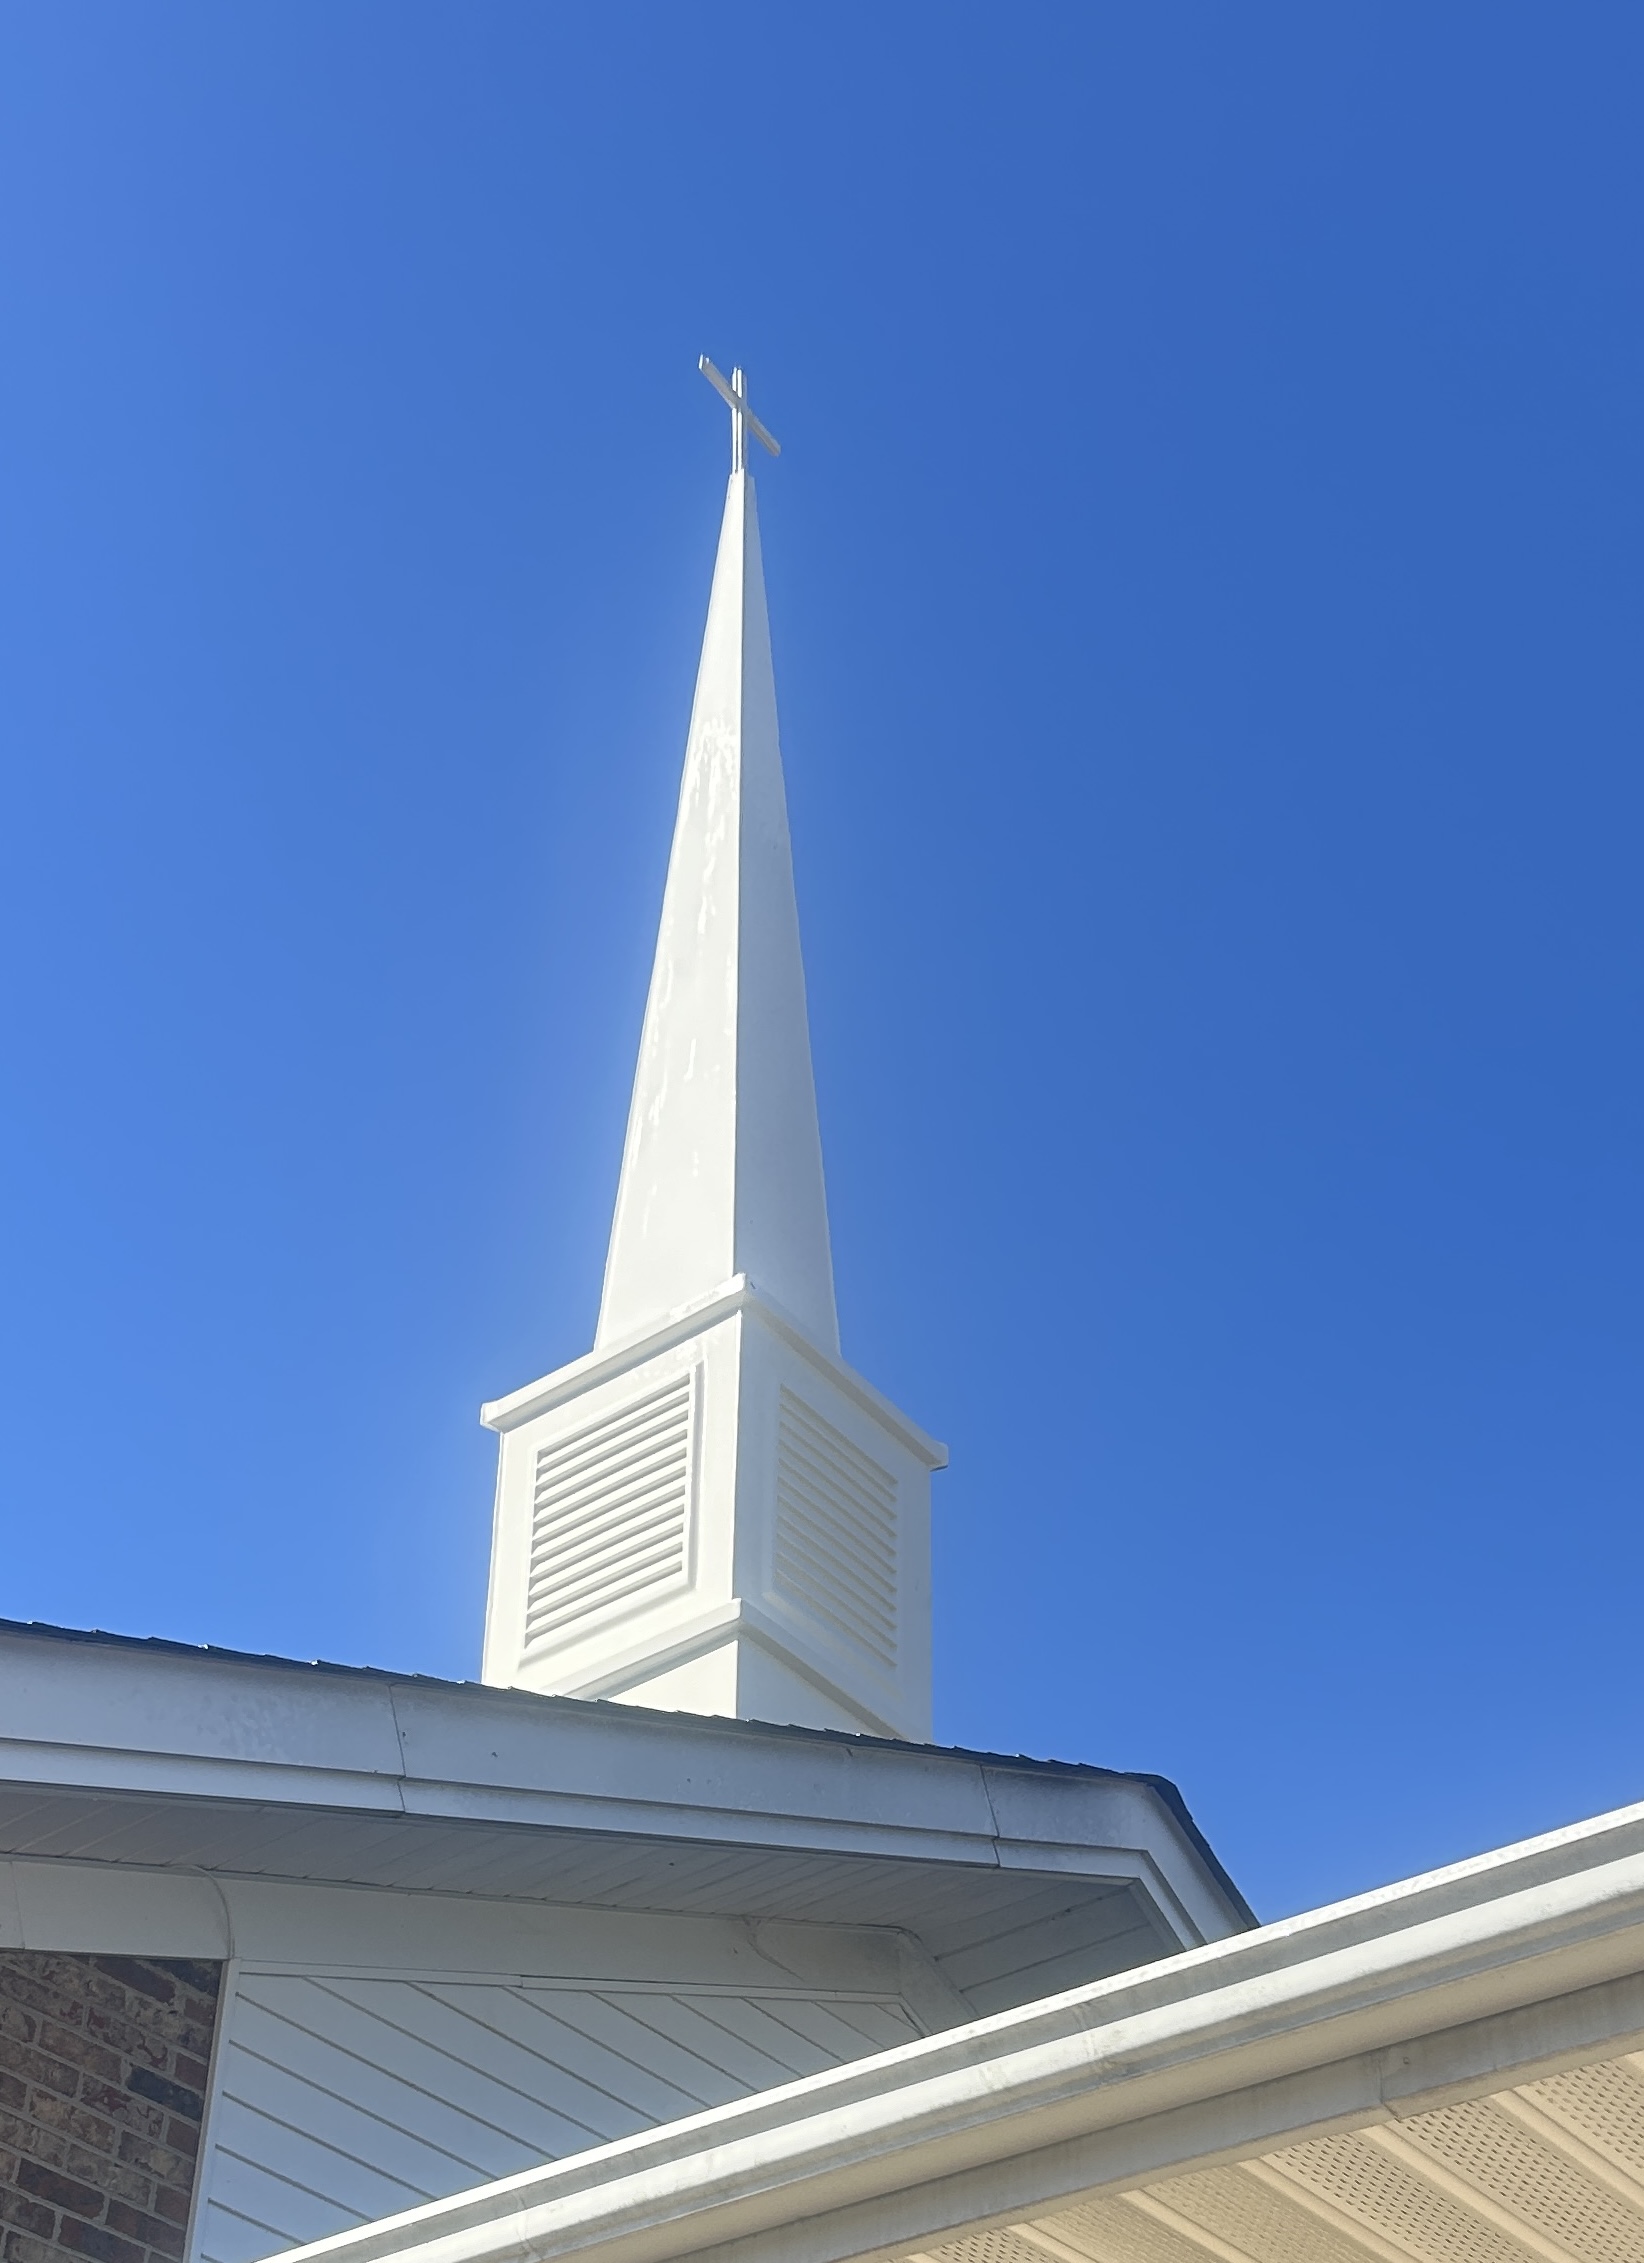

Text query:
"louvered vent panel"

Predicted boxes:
[[774, 1391, 897, 1666], [526, 1377, 692, 1646]]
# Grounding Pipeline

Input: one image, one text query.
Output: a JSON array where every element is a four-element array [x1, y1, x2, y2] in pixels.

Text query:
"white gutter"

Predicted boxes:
[[267, 1797, 1644, 2263]]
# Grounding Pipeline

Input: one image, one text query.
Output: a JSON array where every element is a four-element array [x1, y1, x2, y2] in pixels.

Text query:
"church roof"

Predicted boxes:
[[0, 1616, 1251, 2012]]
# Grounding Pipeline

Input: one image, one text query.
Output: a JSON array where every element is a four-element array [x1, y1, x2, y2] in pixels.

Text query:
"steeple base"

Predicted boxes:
[[479, 1280, 944, 1742], [591, 1631, 896, 1738]]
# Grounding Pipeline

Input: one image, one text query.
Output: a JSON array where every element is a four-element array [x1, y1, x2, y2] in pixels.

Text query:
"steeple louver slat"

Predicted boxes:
[[525, 1379, 692, 1646]]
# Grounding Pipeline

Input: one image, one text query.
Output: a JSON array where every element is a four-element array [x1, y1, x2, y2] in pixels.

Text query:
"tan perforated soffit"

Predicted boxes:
[[918, 2052, 1644, 2263]]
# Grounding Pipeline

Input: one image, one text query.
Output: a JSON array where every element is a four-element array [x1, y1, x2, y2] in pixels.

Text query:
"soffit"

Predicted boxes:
[[926, 2050, 1644, 2263], [0, 1775, 1176, 2015]]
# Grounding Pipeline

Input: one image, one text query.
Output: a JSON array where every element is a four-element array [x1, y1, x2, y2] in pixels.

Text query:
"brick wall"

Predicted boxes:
[[0, 1955, 222, 2263]]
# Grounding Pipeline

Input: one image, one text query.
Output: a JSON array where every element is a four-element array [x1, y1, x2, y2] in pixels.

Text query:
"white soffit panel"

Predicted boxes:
[[195, 1973, 918, 2263]]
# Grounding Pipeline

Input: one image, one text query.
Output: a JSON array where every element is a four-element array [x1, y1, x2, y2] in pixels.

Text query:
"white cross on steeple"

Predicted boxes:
[[700, 356, 781, 474]]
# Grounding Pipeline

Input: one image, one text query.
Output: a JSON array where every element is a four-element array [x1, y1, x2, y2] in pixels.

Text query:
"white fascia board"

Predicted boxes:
[[0, 1632, 407, 1780], [260, 1797, 1644, 2263], [977, 1769, 1236, 1947], [479, 1276, 948, 1470], [0, 1860, 937, 2003], [0, 1860, 234, 1957]]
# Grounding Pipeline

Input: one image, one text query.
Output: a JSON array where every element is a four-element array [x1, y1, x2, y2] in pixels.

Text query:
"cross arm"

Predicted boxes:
[[699, 356, 781, 457]]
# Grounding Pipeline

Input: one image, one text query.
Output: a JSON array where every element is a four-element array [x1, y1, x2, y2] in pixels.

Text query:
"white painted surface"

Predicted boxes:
[[478, 453, 948, 1738], [196, 1972, 918, 2263], [0, 1851, 1180, 2031], [481, 1289, 937, 1739], [596, 468, 836, 1356]]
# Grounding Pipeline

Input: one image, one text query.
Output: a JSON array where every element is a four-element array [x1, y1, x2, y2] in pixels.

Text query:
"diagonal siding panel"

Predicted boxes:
[[194, 1976, 919, 2263]]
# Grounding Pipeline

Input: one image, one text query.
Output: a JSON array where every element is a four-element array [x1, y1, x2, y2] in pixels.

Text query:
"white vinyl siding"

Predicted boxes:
[[194, 1973, 919, 2263]]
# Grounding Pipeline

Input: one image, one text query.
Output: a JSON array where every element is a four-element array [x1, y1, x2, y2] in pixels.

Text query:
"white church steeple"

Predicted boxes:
[[597, 367, 838, 1357], [479, 362, 943, 1740]]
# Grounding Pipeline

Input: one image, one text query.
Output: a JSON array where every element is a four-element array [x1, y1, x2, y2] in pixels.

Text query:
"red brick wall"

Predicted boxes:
[[0, 1955, 222, 2263]]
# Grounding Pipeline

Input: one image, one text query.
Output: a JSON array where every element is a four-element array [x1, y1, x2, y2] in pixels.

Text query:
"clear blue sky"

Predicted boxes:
[[1, 6, 1639, 1922]]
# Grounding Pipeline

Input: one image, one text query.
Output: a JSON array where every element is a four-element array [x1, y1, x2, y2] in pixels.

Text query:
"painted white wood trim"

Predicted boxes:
[[0, 1864, 918, 1985], [481, 1279, 946, 1469], [187, 1956, 243, 2263]]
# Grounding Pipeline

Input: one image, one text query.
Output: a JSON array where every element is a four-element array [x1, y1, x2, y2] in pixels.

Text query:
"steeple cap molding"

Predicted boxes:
[[481, 1274, 947, 1471]]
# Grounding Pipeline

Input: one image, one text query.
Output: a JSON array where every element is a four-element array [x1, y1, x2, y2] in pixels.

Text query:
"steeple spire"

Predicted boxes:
[[479, 362, 942, 1740], [596, 398, 837, 1355]]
